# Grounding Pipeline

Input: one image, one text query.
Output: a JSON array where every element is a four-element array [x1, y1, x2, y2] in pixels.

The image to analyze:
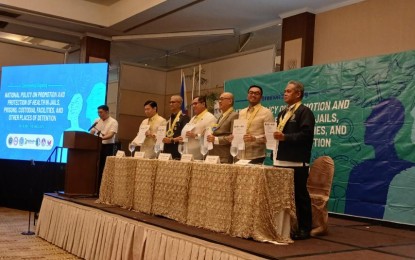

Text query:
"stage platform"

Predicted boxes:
[[36, 193, 415, 259]]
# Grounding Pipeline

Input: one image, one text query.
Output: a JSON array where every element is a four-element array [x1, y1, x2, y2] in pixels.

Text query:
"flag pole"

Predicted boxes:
[[191, 67, 196, 117], [183, 70, 188, 114], [180, 69, 184, 113], [198, 64, 201, 96]]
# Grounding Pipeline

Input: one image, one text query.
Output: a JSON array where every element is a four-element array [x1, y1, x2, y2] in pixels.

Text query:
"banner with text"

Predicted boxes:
[[0, 63, 108, 162], [225, 50, 415, 224]]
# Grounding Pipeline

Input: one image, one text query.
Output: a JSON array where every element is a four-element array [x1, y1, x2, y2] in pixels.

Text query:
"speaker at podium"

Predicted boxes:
[[62, 131, 101, 196]]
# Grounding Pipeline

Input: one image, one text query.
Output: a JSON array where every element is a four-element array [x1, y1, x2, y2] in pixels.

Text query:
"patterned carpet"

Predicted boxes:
[[0, 207, 80, 259]]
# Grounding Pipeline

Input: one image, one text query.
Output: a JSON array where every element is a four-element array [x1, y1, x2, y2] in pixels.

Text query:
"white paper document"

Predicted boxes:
[[235, 159, 250, 165], [204, 127, 213, 150], [155, 125, 166, 150], [181, 123, 195, 142], [264, 122, 277, 149], [231, 119, 247, 150], [132, 125, 150, 145]]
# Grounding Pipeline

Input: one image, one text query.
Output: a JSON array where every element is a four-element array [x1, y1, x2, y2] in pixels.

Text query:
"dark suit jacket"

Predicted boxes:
[[164, 113, 190, 159], [210, 110, 239, 163], [276, 104, 314, 163]]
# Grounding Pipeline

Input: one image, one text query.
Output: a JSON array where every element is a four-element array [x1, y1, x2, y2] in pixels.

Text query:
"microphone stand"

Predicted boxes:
[[21, 159, 36, 236], [21, 212, 35, 235], [88, 122, 98, 132]]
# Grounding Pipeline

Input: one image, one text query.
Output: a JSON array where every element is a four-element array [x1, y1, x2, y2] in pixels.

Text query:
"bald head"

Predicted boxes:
[[219, 92, 234, 112], [169, 95, 183, 113]]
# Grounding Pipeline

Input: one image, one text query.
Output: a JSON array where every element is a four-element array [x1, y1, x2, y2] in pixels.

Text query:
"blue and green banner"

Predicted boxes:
[[225, 50, 415, 225]]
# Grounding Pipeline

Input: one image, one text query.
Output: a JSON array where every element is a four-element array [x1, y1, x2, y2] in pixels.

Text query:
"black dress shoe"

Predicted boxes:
[[291, 230, 311, 240]]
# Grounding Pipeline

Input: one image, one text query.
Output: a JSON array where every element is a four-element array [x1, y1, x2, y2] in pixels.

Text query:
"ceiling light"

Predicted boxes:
[[0, 32, 69, 50], [112, 29, 234, 41], [0, 15, 83, 38], [240, 20, 281, 34]]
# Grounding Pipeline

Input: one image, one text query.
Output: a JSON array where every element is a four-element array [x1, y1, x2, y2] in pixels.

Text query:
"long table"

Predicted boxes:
[[97, 157, 296, 244]]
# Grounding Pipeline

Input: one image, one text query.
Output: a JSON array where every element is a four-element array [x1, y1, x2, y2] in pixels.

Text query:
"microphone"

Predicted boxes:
[[88, 122, 98, 131]]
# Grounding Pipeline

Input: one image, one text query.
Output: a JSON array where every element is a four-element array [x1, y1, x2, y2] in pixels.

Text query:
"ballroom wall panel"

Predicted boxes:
[[0, 42, 64, 67], [314, 0, 415, 65]]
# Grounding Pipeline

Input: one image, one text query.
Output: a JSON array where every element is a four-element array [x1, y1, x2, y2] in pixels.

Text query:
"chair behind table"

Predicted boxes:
[[307, 156, 335, 236]]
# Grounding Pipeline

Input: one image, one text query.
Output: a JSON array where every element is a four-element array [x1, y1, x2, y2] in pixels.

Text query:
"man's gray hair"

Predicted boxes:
[[288, 80, 304, 99], [171, 95, 183, 105]]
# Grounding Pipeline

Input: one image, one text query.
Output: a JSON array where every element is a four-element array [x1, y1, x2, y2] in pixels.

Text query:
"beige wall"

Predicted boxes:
[[107, 81, 119, 119], [0, 42, 64, 67], [116, 48, 275, 144], [164, 47, 275, 114], [314, 0, 415, 65], [117, 63, 167, 142]]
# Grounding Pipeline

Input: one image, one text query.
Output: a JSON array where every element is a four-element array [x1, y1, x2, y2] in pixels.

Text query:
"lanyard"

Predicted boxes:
[[246, 105, 261, 132], [191, 109, 208, 123], [277, 102, 301, 131], [217, 107, 233, 124], [166, 111, 182, 137]]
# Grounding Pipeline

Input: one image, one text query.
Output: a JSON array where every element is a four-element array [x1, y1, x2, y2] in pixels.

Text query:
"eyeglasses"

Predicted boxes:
[[248, 91, 261, 96], [219, 97, 231, 101], [169, 101, 180, 104], [192, 102, 201, 106]]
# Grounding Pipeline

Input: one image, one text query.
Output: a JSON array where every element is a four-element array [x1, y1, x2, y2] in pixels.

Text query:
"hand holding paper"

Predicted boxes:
[[264, 122, 277, 149], [181, 123, 195, 142], [155, 126, 166, 150], [232, 119, 247, 150], [273, 130, 285, 141], [132, 125, 150, 145], [204, 127, 213, 150]]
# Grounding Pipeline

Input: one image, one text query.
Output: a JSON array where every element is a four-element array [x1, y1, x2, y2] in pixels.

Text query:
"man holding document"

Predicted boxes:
[[133, 100, 166, 158], [162, 95, 190, 159], [273, 80, 315, 240], [237, 85, 274, 164], [206, 92, 238, 163], [182, 96, 216, 160]]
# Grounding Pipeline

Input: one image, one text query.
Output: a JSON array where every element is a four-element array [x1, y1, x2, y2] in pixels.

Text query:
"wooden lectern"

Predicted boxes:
[[63, 131, 101, 196]]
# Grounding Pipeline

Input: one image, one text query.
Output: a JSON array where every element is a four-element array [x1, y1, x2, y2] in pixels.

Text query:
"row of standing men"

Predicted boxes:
[[90, 80, 315, 240]]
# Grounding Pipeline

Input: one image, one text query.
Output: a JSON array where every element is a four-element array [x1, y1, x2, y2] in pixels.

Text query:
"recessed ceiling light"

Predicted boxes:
[[0, 32, 69, 49]]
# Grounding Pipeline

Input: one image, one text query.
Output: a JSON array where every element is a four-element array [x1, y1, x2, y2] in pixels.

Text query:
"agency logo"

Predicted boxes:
[[6, 134, 54, 150]]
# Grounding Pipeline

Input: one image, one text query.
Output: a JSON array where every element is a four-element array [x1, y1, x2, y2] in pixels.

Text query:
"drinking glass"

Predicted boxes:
[[184, 143, 189, 154], [230, 146, 238, 164], [200, 145, 208, 160], [178, 143, 184, 155], [128, 142, 135, 157], [154, 144, 161, 159]]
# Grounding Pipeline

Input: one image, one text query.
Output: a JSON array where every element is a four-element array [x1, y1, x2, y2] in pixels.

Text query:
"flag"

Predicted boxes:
[[180, 70, 188, 114]]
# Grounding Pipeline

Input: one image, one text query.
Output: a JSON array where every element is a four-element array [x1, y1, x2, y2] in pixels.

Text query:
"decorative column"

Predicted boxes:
[[80, 35, 111, 63], [280, 12, 315, 71]]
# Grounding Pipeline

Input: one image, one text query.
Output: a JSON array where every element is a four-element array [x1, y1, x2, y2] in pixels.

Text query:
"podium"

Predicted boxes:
[[63, 131, 101, 196]]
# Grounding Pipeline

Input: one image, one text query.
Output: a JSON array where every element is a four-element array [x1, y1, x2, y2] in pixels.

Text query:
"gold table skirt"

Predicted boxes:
[[97, 157, 296, 244]]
